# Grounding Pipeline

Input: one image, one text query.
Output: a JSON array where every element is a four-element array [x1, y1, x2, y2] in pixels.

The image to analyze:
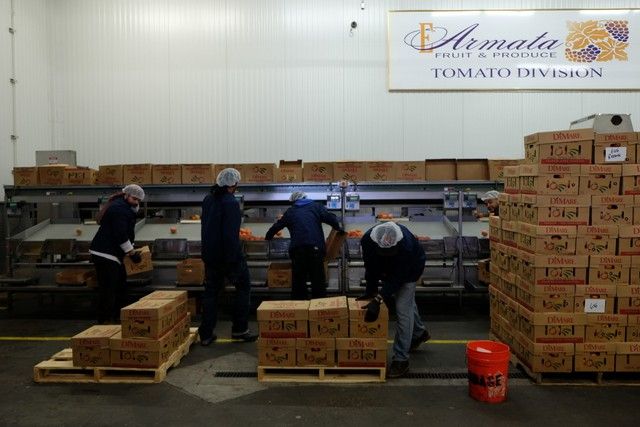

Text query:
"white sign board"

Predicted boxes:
[[388, 9, 640, 90], [605, 146, 627, 162], [584, 298, 606, 313]]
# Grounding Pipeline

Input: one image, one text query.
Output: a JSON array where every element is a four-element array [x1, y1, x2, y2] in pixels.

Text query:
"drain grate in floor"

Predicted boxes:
[[213, 371, 529, 380]]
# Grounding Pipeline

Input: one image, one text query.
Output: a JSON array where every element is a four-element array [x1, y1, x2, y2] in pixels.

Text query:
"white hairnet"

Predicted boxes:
[[122, 184, 145, 201], [290, 191, 307, 202], [481, 190, 500, 201], [370, 222, 403, 248], [216, 168, 241, 187]]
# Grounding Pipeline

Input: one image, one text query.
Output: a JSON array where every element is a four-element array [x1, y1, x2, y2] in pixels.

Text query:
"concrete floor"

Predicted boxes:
[[0, 294, 639, 426]]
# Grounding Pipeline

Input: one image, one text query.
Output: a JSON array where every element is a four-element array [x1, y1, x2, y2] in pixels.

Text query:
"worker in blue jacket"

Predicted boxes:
[[359, 221, 430, 378], [265, 191, 343, 299], [90, 184, 144, 324], [199, 168, 257, 346]]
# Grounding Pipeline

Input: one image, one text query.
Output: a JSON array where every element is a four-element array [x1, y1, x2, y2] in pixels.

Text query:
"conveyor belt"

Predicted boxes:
[[242, 223, 334, 239], [345, 221, 454, 239], [453, 221, 489, 238], [23, 224, 100, 242], [134, 223, 201, 241]]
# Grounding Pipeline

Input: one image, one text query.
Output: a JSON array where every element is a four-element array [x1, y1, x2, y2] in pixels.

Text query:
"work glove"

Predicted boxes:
[[364, 295, 383, 323], [129, 251, 142, 264]]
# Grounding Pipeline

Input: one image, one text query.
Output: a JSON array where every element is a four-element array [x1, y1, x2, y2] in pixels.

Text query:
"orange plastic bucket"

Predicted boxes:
[[466, 340, 510, 403]]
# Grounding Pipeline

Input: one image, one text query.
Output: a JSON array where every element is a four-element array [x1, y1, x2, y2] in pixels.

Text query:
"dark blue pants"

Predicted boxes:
[[199, 258, 251, 340], [290, 245, 326, 300], [92, 255, 127, 324]]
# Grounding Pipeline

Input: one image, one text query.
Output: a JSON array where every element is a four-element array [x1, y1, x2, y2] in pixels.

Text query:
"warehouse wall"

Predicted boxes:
[[0, 0, 12, 201], [2, 0, 640, 193]]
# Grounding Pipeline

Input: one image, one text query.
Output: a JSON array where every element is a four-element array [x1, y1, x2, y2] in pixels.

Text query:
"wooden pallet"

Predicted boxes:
[[33, 328, 198, 384], [257, 365, 386, 383]]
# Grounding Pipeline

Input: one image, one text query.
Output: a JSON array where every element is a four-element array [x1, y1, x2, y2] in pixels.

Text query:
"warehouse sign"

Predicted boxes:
[[388, 9, 640, 90]]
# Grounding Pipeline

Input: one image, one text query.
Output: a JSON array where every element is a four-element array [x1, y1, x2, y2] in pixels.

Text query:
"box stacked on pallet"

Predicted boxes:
[[110, 290, 190, 368], [256, 297, 389, 369], [489, 128, 640, 375], [70, 290, 189, 368]]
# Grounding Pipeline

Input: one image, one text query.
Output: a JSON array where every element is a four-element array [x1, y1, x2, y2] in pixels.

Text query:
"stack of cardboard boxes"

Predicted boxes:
[[71, 291, 190, 369], [256, 296, 389, 368], [490, 128, 640, 374]]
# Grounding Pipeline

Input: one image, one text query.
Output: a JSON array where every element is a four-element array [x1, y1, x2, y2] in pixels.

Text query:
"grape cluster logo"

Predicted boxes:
[[565, 20, 629, 62]]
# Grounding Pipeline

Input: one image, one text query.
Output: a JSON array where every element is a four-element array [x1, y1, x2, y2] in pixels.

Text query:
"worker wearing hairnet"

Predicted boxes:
[[199, 168, 257, 345], [90, 184, 145, 323], [475, 190, 500, 219], [265, 191, 343, 299], [359, 221, 430, 378]]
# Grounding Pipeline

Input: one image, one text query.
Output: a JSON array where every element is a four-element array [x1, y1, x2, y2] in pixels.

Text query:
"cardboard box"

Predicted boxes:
[[152, 164, 182, 185], [123, 164, 153, 185], [574, 342, 616, 372], [257, 338, 297, 367], [267, 262, 292, 288], [109, 328, 174, 368], [395, 161, 425, 181], [325, 229, 347, 261], [257, 301, 309, 338], [575, 284, 617, 314], [627, 314, 640, 341], [516, 335, 574, 373], [245, 163, 277, 183], [181, 164, 215, 184], [123, 246, 153, 276], [120, 298, 178, 339], [517, 223, 577, 255], [618, 225, 640, 256], [594, 132, 637, 164], [497, 194, 510, 221], [365, 162, 396, 182], [38, 165, 68, 186], [63, 167, 96, 185], [615, 342, 640, 372], [347, 298, 389, 338], [12, 167, 39, 186], [97, 165, 124, 185], [488, 159, 522, 182], [176, 258, 205, 285], [334, 161, 366, 182], [296, 338, 336, 367], [303, 162, 334, 182], [55, 268, 96, 286], [335, 338, 387, 367], [518, 307, 586, 343], [478, 259, 491, 284], [631, 256, 640, 286], [585, 314, 627, 343], [520, 195, 590, 226], [622, 164, 640, 195], [515, 282, 575, 313], [519, 254, 588, 286], [489, 216, 502, 243], [456, 159, 489, 181], [576, 225, 618, 256], [518, 164, 581, 195], [276, 160, 303, 183], [591, 194, 634, 226], [588, 255, 631, 285], [524, 129, 594, 165], [503, 166, 520, 194], [140, 290, 188, 304], [617, 285, 640, 315], [308, 297, 349, 338], [71, 325, 121, 367], [579, 164, 622, 196], [214, 164, 245, 179], [425, 159, 456, 181]]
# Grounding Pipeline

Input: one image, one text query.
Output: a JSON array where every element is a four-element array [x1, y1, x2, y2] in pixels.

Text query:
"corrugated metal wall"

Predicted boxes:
[[3, 0, 640, 181], [0, 0, 12, 200]]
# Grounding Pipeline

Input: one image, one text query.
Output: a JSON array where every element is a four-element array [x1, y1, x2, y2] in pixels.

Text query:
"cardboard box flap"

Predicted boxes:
[[489, 216, 502, 228], [519, 223, 577, 236], [257, 338, 297, 349], [616, 285, 640, 297], [110, 329, 173, 352], [335, 338, 388, 351], [120, 299, 177, 320], [595, 132, 638, 143], [616, 342, 640, 354], [580, 164, 622, 176], [519, 164, 581, 176], [347, 298, 390, 321], [520, 306, 586, 325], [141, 290, 188, 304], [502, 166, 520, 177], [295, 338, 336, 350], [577, 225, 619, 237], [518, 337, 575, 355], [619, 225, 640, 238], [589, 255, 632, 267], [308, 297, 348, 320], [575, 284, 617, 297], [591, 195, 634, 205], [534, 255, 588, 267], [622, 164, 640, 176], [586, 313, 628, 325], [576, 342, 617, 353], [256, 300, 310, 321], [524, 129, 594, 144], [534, 195, 591, 207], [71, 325, 121, 347]]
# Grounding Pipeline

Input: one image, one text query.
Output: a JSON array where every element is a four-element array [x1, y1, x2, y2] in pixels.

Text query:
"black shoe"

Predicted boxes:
[[387, 360, 409, 379], [231, 330, 258, 342], [410, 330, 431, 352], [200, 334, 217, 346]]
